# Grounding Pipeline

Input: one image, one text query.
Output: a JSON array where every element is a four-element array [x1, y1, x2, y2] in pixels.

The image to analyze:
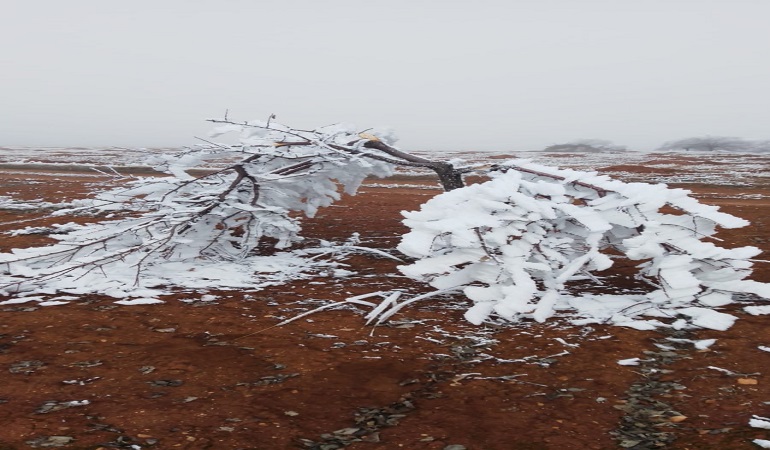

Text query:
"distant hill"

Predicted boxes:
[[657, 136, 770, 153], [542, 139, 627, 153]]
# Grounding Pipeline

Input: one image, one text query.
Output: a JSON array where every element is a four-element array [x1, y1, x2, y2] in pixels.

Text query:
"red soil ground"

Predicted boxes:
[[0, 157, 768, 450]]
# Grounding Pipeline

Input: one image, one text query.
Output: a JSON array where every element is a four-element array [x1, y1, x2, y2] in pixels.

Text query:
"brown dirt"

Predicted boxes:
[[0, 157, 769, 450], [600, 164, 690, 175]]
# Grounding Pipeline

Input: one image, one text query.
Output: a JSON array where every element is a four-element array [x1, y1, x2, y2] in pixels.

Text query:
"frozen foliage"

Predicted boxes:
[[0, 120, 768, 333], [397, 159, 770, 330], [0, 120, 397, 300]]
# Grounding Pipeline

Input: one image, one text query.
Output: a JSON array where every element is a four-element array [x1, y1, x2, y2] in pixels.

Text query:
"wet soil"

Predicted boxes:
[[0, 156, 768, 449]]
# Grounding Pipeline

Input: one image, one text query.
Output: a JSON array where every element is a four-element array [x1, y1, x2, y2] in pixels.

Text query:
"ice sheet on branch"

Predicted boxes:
[[0, 245, 345, 303], [0, 120, 394, 302], [397, 159, 769, 330]]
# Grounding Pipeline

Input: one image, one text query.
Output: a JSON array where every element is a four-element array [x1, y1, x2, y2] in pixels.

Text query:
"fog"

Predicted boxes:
[[2, 0, 769, 151]]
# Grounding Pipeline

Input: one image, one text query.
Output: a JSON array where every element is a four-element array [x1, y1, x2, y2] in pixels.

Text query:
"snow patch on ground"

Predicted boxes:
[[751, 416, 770, 448], [752, 416, 770, 430], [617, 358, 641, 366], [115, 298, 165, 305]]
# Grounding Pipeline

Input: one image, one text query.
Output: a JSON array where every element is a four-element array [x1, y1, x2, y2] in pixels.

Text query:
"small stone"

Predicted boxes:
[[9, 360, 45, 374], [35, 401, 83, 414], [284, 410, 299, 416], [26, 435, 74, 447], [148, 379, 183, 387], [69, 360, 103, 368], [444, 445, 467, 450]]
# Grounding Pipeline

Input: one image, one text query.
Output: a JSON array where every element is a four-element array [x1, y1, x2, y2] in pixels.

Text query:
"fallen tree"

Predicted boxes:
[[395, 161, 770, 330], [1, 117, 768, 330]]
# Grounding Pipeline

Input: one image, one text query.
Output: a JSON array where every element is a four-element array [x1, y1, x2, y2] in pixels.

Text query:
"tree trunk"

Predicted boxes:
[[361, 140, 466, 191], [431, 162, 465, 191]]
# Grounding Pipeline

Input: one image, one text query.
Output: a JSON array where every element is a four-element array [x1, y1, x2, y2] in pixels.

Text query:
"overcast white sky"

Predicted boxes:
[[2, 1, 769, 151]]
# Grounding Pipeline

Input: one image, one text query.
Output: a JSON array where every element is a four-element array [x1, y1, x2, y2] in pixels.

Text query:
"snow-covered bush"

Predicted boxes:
[[397, 159, 770, 330]]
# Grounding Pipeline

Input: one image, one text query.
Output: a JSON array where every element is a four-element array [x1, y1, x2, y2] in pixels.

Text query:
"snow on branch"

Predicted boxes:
[[0, 118, 767, 333], [395, 159, 770, 331], [0, 119, 404, 300]]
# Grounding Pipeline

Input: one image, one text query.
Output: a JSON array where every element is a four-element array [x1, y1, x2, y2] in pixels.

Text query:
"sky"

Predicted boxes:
[[2, 0, 769, 152]]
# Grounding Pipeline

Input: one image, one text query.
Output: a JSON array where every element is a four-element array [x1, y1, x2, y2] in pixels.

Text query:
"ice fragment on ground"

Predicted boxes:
[[38, 301, 70, 306], [666, 337, 717, 350], [751, 416, 770, 429], [618, 358, 641, 366], [115, 298, 164, 305], [694, 339, 717, 349]]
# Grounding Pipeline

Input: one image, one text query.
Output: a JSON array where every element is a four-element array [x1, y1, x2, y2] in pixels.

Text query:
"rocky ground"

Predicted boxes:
[[0, 153, 768, 449]]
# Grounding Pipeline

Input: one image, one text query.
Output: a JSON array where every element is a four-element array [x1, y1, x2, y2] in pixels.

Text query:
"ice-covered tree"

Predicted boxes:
[[0, 118, 466, 299], [1, 117, 768, 330], [389, 160, 770, 330]]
